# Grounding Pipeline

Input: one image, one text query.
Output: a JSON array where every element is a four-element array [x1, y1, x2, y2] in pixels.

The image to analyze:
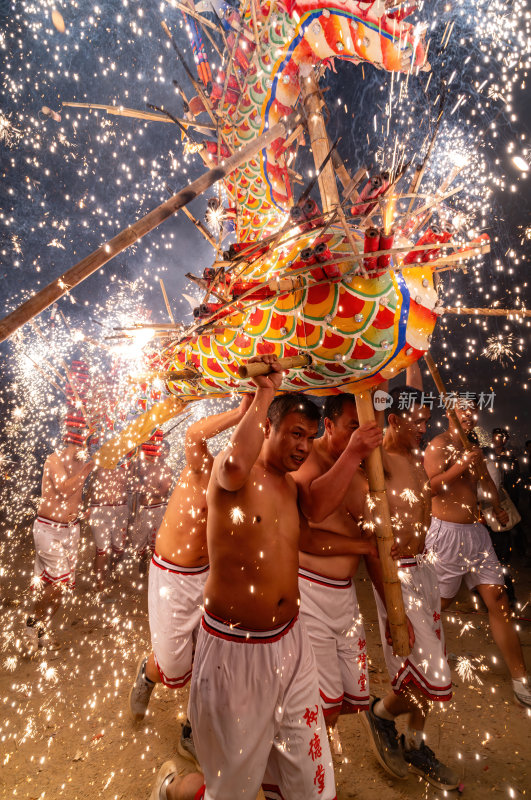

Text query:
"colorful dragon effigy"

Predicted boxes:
[[157, 0, 452, 399]]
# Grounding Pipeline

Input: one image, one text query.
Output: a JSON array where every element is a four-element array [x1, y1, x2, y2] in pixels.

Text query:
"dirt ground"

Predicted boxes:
[[1, 524, 530, 800]]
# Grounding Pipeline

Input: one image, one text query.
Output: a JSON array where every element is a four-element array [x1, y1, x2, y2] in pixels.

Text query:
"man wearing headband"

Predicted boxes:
[[425, 397, 531, 708], [19, 419, 93, 655]]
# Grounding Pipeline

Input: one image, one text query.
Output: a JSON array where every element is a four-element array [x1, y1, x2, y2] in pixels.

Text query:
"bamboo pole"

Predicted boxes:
[[441, 306, 530, 318], [159, 279, 175, 324], [62, 102, 216, 132], [301, 69, 410, 657], [238, 354, 311, 378], [0, 115, 297, 344]]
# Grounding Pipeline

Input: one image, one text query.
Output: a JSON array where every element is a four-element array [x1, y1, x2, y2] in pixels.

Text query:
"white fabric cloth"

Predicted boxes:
[[298, 567, 370, 716], [89, 503, 128, 554], [129, 504, 166, 554], [190, 612, 336, 800], [426, 516, 504, 597], [33, 516, 80, 587], [374, 556, 452, 702], [148, 552, 209, 687]]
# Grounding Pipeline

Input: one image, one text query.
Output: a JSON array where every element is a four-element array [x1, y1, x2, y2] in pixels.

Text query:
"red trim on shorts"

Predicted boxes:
[[41, 569, 71, 585], [298, 567, 352, 588], [193, 785, 205, 800], [36, 516, 79, 528], [152, 551, 209, 575], [202, 610, 297, 644], [320, 688, 344, 706], [153, 654, 193, 689], [393, 659, 452, 702], [343, 690, 370, 708]]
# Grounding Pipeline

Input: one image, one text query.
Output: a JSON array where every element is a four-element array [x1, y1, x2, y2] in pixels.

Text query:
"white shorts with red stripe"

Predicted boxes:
[[374, 556, 452, 702], [89, 503, 128, 555], [298, 567, 370, 717], [426, 517, 504, 598], [148, 552, 209, 688], [33, 517, 80, 588], [190, 611, 336, 800], [129, 504, 166, 554]]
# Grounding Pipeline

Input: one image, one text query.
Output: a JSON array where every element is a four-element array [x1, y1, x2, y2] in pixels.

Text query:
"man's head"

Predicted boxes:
[[265, 393, 321, 472], [387, 386, 431, 450], [323, 393, 359, 456], [453, 396, 478, 433], [492, 427, 508, 449]]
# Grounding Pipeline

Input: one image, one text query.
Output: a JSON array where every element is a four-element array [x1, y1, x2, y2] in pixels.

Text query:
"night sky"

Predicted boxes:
[[1, 0, 530, 467]]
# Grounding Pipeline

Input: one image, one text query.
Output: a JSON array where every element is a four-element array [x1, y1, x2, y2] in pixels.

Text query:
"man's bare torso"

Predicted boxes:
[[90, 465, 129, 506], [298, 439, 367, 580], [155, 461, 210, 568], [205, 459, 301, 629], [138, 459, 172, 507], [429, 432, 480, 523], [383, 449, 431, 557], [37, 449, 90, 523]]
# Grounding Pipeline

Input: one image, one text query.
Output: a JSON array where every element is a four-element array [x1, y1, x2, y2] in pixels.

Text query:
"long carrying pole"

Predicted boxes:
[[0, 116, 298, 344], [301, 71, 410, 657]]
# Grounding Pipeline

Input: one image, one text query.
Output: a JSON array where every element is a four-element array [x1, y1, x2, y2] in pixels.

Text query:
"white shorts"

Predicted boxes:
[[190, 612, 336, 800], [129, 504, 166, 553], [374, 557, 452, 702], [148, 552, 209, 688], [298, 567, 370, 717], [89, 503, 128, 555], [33, 516, 80, 588], [426, 517, 504, 598]]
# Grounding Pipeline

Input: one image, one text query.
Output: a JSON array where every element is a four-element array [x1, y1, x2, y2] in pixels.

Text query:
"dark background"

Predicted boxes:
[[0, 0, 530, 481]]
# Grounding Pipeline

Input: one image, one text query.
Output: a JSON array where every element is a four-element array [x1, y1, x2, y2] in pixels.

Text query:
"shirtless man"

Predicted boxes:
[[20, 437, 93, 654], [364, 386, 458, 790], [152, 356, 336, 800], [293, 394, 385, 727], [424, 398, 531, 708], [129, 399, 250, 761], [129, 432, 173, 574], [88, 462, 130, 591]]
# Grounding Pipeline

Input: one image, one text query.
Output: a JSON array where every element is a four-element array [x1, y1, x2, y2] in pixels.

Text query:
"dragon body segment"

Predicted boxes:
[[162, 0, 439, 398]]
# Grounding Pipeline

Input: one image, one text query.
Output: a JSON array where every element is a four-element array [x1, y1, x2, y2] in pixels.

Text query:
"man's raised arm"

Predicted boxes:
[[214, 356, 282, 492], [49, 457, 93, 498], [295, 423, 382, 522], [424, 439, 483, 496], [185, 395, 253, 472]]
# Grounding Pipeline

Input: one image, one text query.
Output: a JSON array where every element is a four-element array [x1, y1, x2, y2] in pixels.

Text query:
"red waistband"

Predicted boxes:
[[36, 516, 79, 528], [202, 610, 298, 644]]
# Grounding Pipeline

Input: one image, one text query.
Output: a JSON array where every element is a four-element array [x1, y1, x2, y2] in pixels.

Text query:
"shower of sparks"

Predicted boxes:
[[399, 488, 419, 506], [0, 0, 530, 793], [230, 506, 245, 524], [483, 333, 520, 364], [0, 112, 23, 147]]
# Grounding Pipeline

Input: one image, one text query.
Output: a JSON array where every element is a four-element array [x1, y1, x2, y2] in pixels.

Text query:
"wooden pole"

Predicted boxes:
[[0, 115, 297, 344], [441, 306, 531, 318], [301, 69, 410, 657], [238, 354, 311, 379]]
